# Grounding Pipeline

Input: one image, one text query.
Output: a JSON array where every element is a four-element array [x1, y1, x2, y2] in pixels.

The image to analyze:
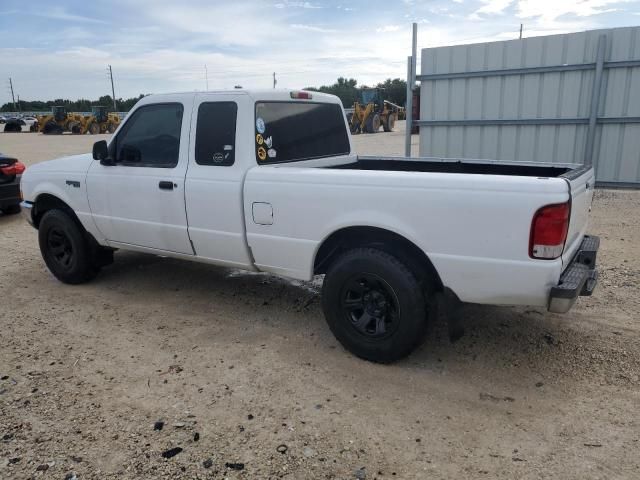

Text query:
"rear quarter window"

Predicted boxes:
[[254, 102, 350, 164], [195, 102, 238, 166]]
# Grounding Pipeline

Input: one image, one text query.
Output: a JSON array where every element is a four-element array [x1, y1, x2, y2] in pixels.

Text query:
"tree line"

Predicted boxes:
[[1, 94, 147, 113], [305, 77, 408, 108], [2, 77, 409, 113]]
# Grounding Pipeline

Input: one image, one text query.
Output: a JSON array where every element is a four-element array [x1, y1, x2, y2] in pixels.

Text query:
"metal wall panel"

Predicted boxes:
[[418, 27, 640, 185]]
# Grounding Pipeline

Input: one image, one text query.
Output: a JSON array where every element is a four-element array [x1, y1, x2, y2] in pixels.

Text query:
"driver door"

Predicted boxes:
[[86, 98, 194, 254]]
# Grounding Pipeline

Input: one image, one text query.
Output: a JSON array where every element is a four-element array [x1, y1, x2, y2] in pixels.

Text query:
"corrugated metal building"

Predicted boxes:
[[418, 27, 640, 187]]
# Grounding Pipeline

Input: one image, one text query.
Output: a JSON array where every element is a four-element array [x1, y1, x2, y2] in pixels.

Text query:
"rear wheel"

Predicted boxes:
[[383, 114, 396, 132], [38, 209, 100, 284], [321, 248, 430, 363], [89, 122, 100, 135], [107, 122, 117, 134]]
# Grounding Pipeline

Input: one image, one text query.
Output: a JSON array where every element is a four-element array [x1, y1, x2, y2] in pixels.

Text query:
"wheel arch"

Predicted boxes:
[[32, 193, 82, 229], [313, 225, 443, 291]]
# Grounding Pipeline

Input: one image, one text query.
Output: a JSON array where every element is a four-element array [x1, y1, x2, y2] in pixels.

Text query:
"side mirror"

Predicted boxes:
[[92, 140, 114, 166]]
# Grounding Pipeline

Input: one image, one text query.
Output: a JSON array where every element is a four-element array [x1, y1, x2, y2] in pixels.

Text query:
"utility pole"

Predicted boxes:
[[405, 22, 417, 158], [519, 24, 523, 39], [108, 65, 117, 111], [17, 94, 21, 113], [205, 64, 209, 90], [273, 72, 277, 89], [9, 77, 16, 111]]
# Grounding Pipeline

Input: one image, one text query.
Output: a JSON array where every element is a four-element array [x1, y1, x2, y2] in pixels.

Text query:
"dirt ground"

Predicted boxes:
[[0, 126, 638, 480]]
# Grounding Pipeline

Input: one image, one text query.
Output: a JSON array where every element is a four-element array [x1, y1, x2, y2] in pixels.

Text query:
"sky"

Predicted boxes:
[[1, 0, 639, 102]]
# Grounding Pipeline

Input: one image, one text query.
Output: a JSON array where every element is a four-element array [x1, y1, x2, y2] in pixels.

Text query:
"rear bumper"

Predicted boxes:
[[0, 179, 21, 208], [548, 235, 599, 313]]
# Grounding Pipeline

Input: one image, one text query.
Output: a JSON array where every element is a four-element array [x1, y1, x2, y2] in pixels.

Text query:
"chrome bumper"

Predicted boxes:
[[548, 235, 599, 313], [20, 200, 34, 227]]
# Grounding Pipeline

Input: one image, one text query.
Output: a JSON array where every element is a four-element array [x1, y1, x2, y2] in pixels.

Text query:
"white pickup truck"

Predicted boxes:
[[20, 89, 599, 362]]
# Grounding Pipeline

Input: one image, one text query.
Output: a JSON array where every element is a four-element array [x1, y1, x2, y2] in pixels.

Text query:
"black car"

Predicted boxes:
[[3, 118, 26, 133], [0, 154, 24, 215]]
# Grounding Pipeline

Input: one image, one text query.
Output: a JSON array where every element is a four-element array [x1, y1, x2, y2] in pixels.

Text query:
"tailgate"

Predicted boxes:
[[562, 166, 596, 267]]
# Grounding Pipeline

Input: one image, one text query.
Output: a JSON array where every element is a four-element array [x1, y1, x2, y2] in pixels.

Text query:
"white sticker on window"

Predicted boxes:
[[256, 117, 265, 134], [267, 148, 277, 158], [224, 145, 233, 151]]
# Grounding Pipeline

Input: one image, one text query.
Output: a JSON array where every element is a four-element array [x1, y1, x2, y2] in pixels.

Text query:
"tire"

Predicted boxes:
[[107, 122, 117, 134], [365, 114, 381, 133], [383, 114, 395, 132], [69, 123, 82, 134], [43, 122, 63, 135], [38, 209, 99, 284], [1, 204, 21, 215], [89, 122, 100, 135], [321, 248, 429, 363]]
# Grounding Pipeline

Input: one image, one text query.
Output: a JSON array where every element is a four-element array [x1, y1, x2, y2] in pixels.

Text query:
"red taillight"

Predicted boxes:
[[530, 202, 571, 259], [290, 91, 313, 100], [0, 160, 25, 176]]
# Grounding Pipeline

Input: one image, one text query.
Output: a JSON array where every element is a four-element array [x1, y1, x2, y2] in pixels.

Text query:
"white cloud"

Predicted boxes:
[[376, 25, 402, 33], [290, 23, 335, 33], [517, 0, 632, 21], [471, 0, 514, 18], [274, 1, 322, 8]]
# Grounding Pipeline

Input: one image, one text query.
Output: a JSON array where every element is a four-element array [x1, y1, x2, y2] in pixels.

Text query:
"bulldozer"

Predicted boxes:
[[86, 105, 120, 134], [348, 88, 399, 134], [30, 106, 89, 134]]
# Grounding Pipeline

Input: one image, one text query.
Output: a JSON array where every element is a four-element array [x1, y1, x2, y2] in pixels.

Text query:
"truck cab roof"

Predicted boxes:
[[139, 89, 342, 104]]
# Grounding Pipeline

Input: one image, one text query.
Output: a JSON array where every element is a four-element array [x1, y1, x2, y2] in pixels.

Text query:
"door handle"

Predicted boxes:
[[159, 181, 174, 190]]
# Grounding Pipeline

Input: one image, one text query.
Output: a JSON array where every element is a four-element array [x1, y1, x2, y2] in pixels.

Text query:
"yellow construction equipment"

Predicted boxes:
[[86, 106, 120, 134], [348, 88, 399, 134], [30, 106, 88, 134]]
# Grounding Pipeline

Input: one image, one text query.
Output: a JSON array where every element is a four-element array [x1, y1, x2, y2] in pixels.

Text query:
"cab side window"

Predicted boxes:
[[195, 102, 238, 166], [113, 103, 183, 168]]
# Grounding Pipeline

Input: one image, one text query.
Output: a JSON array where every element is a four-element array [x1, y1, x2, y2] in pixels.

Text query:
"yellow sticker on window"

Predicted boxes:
[[256, 134, 264, 145], [257, 146, 267, 161]]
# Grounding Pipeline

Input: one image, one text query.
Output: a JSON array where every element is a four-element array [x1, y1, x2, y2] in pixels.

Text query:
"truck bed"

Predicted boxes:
[[328, 156, 575, 178]]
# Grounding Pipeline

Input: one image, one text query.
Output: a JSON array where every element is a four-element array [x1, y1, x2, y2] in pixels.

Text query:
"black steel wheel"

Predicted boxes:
[[322, 248, 429, 363], [38, 209, 99, 284], [340, 273, 400, 339], [47, 227, 74, 269]]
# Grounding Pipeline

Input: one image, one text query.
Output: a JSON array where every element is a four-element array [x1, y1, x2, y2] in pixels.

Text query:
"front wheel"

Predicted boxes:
[[38, 209, 100, 284], [321, 248, 429, 363]]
